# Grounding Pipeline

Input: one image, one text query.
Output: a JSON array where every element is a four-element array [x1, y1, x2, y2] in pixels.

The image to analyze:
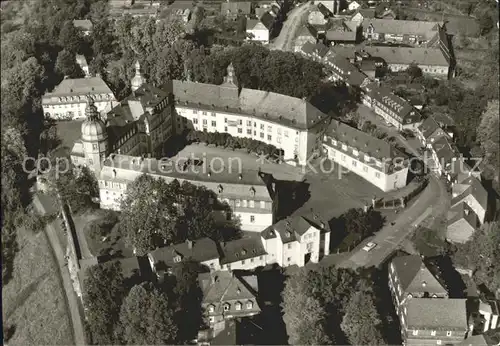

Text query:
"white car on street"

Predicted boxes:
[[362, 242, 377, 252]]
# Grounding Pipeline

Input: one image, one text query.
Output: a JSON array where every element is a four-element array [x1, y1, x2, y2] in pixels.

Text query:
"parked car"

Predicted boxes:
[[362, 242, 377, 252]]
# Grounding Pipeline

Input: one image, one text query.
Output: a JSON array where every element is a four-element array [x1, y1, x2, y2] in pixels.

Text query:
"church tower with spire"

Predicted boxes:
[[223, 62, 237, 87], [81, 96, 108, 173], [131, 60, 147, 92]]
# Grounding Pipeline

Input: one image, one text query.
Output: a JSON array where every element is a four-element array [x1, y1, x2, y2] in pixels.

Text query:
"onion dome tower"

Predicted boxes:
[[81, 96, 108, 172], [131, 60, 147, 92]]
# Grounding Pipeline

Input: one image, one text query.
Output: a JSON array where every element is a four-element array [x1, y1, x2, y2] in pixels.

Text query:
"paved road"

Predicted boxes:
[[33, 194, 86, 346], [338, 174, 447, 268], [269, 3, 311, 51]]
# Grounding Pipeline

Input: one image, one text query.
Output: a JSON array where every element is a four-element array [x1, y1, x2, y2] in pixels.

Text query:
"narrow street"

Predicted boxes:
[[269, 2, 311, 51]]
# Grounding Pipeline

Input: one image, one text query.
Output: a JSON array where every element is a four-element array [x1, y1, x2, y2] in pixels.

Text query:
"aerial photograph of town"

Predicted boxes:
[[1, 0, 499, 345]]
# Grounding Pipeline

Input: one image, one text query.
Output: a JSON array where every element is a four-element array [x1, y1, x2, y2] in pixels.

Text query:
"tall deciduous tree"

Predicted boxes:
[[55, 49, 84, 78], [83, 261, 126, 345], [476, 100, 499, 181], [118, 282, 178, 345], [341, 291, 385, 345], [59, 20, 83, 53], [282, 268, 331, 345]]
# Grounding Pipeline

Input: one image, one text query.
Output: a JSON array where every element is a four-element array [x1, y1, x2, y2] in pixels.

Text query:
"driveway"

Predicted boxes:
[[269, 2, 311, 51], [338, 173, 448, 268]]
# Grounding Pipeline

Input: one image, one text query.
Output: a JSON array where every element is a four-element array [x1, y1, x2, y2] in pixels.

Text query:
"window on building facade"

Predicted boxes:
[[277, 137, 281, 143], [287, 243, 292, 249], [412, 330, 418, 336], [211, 121, 216, 126], [241, 260, 245, 265], [446, 331, 452, 337], [202, 111, 207, 115], [193, 119, 198, 124], [92, 144, 98, 150], [247, 120, 252, 126], [247, 129, 252, 135], [375, 172, 381, 178], [239, 119, 242, 125], [250, 215, 255, 223], [260, 132, 264, 138], [267, 126, 272, 132], [209, 305, 215, 313], [267, 135, 272, 141], [89, 159, 93, 165], [284, 130, 288, 137], [341, 155, 346, 161], [223, 304, 230, 311], [224, 118, 227, 123], [203, 119, 207, 125], [235, 302, 242, 310], [238, 128, 242, 133], [259, 256, 263, 260], [431, 331, 436, 336], [249, 200, 254, 208], [277, 128, 282, 135], [246, 301, 253, 309], [225, 126, 228, 132], [352, 160, 357, 167], [287, 257, 291, 262], [193, 110, 198, 114], [260, 124, 264, 130]]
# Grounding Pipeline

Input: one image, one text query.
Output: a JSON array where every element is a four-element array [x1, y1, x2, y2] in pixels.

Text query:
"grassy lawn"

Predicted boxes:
[[2, 227, 73, 345], [75, 209, 132, 259]]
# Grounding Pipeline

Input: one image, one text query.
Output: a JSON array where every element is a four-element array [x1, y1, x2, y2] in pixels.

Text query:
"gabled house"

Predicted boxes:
[[218, 234, 267, 271], [446, 202, 478, 244], [147, 238, 221, 278], [325, 30, 357, 45], [351, 8, 376, 23], [389, 255, 468, 345], [199, 271, 261, 326], [361, 18, 441, 45], [450, 176, 488, 224], [429, 135, 457, 176], [405, 298, 468, 345], [416, 116, 451, 148], [294, 24, 318, 52], [246, 12, 274, 43], [300, 41, 329, 62], [260, 212, 331, 267]]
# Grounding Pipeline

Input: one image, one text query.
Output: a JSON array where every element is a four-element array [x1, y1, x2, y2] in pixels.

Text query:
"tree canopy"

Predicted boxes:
[[118, 282, 177, 345], [120, 175, 236, 255]]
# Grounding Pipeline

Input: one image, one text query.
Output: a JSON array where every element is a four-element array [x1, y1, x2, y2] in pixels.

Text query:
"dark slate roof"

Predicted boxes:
[[172, 79, 329, 130], [260, 11, 274, 30], [219, 234, 266, 265], [362, 46, 449, 67], [358, 8, 376, 19], [323, 119, 405, 173], [418, 116, 441, 139], [458, 334, 488, 346], [447, 202, 477, 229], [361, 18, 440, 39], [246, 18, 259, 30], [450, 176, 488, 213], [148, 238, 219, 269], [406, 298, 468, 330], [431, 135, 457, 166], [261, 213, 328, 244], [317, 2, 333, 17], [368, 85, 421, 124], [301, 41, 329, 57], [391, 255, 448, 296], [297, 24, 318, 38]]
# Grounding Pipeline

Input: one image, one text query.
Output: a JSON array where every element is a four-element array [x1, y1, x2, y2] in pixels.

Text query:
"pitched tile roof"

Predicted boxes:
[[301, 41, 329, 57], [219, 233, 266, 265], [43, 77, 114, 98], [431, 135, 457, 167], [172, 79, 329, 131], [297, 24, 318, 38], [362, 46, 450, 67], [100, 154, 273, 201], [323, 119, 401, 166], [259, 11, 275, 30], [450, 176, 488, 216], [148, 238, 219, 269], [418, 117, 441, 139], [362, 18, 440, 40], [458, 334, 488, 346], [356, 8, 376, 19], [199, 271, 260, 316], [368, 85, 421, 123], [406, 298, 468, 330], [262, 212, 328, 244], [391, 255, 448, 296], [246, 18, 259, 30], [447, 202, 477, 229]]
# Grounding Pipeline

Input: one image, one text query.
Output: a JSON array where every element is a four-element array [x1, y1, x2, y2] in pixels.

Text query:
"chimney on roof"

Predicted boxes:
[[211, 273, 217, 284], [186, 239, 193, 249]]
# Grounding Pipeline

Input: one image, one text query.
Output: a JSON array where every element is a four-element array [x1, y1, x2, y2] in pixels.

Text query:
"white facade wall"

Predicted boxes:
[[323, 143, 408, 192], [247, 27, 269, 43], [98, 169, 273, 231], [174, 106, 311, 165], [388, 63, 448, 77], [43, 93, 116, 120], [221, 255, 266, 271]]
